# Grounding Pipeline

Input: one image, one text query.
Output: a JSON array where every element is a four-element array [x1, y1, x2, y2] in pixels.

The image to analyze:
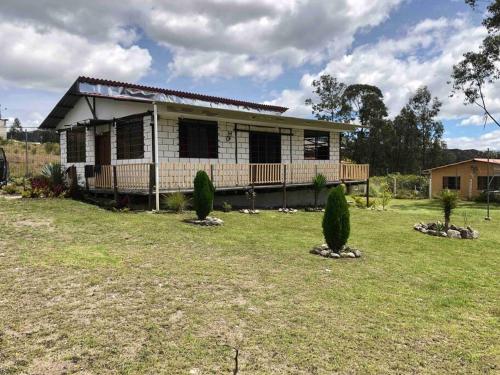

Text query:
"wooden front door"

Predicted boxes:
[[95, 132, 111, 165]]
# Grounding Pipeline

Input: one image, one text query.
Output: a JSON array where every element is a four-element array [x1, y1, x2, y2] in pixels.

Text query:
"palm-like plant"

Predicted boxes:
[[312, 173, 327, 208], [41, 163, 64, 186], [438, 189, 458, 230]]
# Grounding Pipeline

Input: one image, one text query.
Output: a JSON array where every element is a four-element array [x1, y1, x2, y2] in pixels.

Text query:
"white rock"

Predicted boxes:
[[447, 229, 461, 239], [320, 250, 330, 257]]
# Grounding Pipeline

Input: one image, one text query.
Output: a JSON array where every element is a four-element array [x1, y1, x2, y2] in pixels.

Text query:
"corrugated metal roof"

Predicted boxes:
[[424, 158, 500, 172], [78, 76, 289, 113], [39, 76, 289, 129]]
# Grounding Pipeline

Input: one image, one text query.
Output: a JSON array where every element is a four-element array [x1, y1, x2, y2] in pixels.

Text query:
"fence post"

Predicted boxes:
[[148, 163, 155, 210], [366, 178, 370, 207], [428, 177, 432, 199], [282, 164, 287, 209], [113, 165, 118, 202], [210, 164, 214, 182]]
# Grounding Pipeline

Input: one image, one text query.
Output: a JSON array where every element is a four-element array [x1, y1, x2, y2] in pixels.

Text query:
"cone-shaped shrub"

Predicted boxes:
[[322, 185, 350, 252], [193, 170, 214, 220]]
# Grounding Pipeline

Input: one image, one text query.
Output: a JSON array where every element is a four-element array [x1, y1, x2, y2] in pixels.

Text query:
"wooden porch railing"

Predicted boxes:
[[86, 162, 369, 191]]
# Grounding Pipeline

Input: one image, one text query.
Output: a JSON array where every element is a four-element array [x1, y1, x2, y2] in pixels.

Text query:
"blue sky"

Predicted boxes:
[[0, 0, 498, 150]]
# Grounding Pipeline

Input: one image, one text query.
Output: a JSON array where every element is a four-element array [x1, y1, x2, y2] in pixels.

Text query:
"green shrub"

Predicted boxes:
[[10, 177, 28, 187], [222, 201, 232, 212], [312, 174, 327, 208], [2, 183, 18, 195], [353, 195, 377, 208], [21, 189, 35, 198], [322, 186, 350, 252], [193, 170, 214, 220], [475, 191, 500, 203], [162, 192, 190, 213], [438, 189, 458, 229]]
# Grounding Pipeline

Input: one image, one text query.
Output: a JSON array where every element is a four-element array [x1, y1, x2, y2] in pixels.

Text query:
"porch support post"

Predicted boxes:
[[153, 102, 160, 211], [234, 124, 238, 164], [113, 165, 118, 202], [366, 178, 370, 207], [282, 164, 287, 209], [148, 163, 155, 210]]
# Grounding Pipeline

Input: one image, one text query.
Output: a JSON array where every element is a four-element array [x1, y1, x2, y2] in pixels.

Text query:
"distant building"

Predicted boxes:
[[425, 158, 500, 199], [0, 119, 7, 140]]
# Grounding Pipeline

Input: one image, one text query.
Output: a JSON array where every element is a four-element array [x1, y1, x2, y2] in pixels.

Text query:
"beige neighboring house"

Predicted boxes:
[[426, 158, 500, 199], [0, 119, 7, 140]]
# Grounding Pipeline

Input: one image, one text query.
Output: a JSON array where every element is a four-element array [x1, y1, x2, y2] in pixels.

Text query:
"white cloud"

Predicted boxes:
[[0, 22, 152, 90], [446, 130, 500, 150], [167, 50, 283, 80], [0, 0, 404, 82], [459, 114, 499, 127], [270, 16, 499, 124]]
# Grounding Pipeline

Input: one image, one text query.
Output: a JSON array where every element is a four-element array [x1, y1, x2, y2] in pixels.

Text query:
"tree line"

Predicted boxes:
[[306, 0, 499, 176], [5, 118, 59, 143], [305, 75, 446, 175]]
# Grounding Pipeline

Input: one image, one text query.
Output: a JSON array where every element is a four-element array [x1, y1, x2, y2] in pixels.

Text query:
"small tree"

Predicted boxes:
[[193, 170, 214, 220], [379, 182, 392, 210], [438, 189, 458, 230], [312, 173, 327, 208], [322, 186, 350, 252]]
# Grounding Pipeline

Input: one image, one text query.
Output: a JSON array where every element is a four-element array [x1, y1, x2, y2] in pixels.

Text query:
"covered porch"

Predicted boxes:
[[85, 162, 369, 194]]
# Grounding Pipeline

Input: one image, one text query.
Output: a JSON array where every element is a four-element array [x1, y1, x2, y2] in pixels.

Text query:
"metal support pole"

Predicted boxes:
[[25, 129, 28, 176], [486, 148, 491, 220], [153, 103, 160, 211]]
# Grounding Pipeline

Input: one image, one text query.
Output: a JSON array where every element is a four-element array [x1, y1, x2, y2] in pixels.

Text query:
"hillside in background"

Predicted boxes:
[[442, 149, 500, 164]]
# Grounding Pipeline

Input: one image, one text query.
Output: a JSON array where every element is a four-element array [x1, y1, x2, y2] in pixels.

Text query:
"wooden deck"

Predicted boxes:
[[86, 162, 369, 193]]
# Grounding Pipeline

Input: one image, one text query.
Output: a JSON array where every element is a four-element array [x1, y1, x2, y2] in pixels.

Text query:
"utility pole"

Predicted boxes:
[[485, 148, 491, 220]]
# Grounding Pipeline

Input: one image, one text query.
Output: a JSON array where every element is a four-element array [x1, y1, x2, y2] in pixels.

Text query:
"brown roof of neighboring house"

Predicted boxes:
[[424, 158, 500, 172], [472, 158, 500, 164]]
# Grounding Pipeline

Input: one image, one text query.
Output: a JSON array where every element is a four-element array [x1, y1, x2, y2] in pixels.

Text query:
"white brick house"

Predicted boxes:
[[39, 77, 367, 205]]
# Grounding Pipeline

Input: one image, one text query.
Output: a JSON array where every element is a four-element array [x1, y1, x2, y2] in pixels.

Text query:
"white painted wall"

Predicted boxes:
[[57, 97, 341, 184], [0, 119, 7, 140]]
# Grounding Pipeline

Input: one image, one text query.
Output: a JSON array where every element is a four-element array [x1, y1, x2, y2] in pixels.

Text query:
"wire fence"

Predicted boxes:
[[1, 140, 60, 177]]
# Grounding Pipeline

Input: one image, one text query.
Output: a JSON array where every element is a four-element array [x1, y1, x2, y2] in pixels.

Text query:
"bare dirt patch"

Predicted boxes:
[[14, 218, 53, 229]]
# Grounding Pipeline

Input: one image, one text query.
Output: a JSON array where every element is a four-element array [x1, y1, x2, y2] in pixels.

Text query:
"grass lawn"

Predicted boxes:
[[0, 197, 498, 374]]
